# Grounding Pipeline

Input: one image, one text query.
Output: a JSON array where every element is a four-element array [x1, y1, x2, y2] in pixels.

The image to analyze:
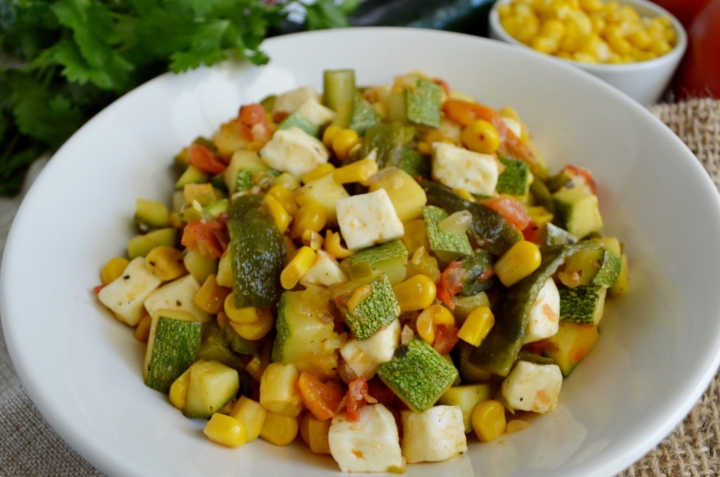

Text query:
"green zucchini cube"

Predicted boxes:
[[127, 228, 178, 260], [438, 384, 492, 433], [346, 240, 408, 285], [278, 111, 319, 137], [496, 157, 531, 196], [135, 198, 169, 233], [332, 274, 400, 340], [423, 206, 473, 263], [405, 78, 442, 128], [559, 286, 607, 325], [552, 188, 603, 239], [349, 94, 383, 136], [542, 322, 599, 377], [377, 338, 459, 412], [183, 360, 240, 419]]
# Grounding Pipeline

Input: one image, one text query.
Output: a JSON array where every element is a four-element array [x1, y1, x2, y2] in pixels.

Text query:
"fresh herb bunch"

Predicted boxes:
[[0, 0, 358, 196]]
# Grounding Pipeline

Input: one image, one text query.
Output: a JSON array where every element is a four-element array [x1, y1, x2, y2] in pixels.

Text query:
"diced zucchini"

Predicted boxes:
[[175, 165, 209, 190], [135, 199, 169, 232], [223, 150, 268, 194], [197, 321, 254, 370], [365, 167, 427, 223], [454, 341, 491, 383], [204, 198, 228, 219], [278, 111, 319, 137], [259, 362, 303, 417], [423, 206, 473, 262], [332, 274, 401, 341], [438, 384, 492, 433], [324, 69, 356, 112], [405, 78, 442, 128], [346, 240, 408, 285], [610, 253, 630, 297], [452, 292, 490, 325], [143, 309, 203, 393], [558, 248, 621, 288], [272, 290, 340, 379], [295, 173, 350, 225], [221, 321, 262, 356], [398, 149, 431, 180], [348, 94, 383, 136], [273, 86, 321, 115], [213, 119, 247, 159], [260, 94, 276, 112], [559, 286, 607, 325], [184, 249, 218, 285], [496, 157, 531, 196], [541, 322, 599, 377], [552, 188, 603, 239], [127, 228, 177, 259], [377, 338, 458, 412], [360, 122, 415, 169], [546, 164, 596, 195], [183, 359, 240, 419], [545, 223, 577, 246]]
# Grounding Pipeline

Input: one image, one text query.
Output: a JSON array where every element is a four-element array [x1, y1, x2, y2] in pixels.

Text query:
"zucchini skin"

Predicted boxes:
[[469, 241, 600, 377], [227, 194, 286, 309], [420, 180, 522, 257]]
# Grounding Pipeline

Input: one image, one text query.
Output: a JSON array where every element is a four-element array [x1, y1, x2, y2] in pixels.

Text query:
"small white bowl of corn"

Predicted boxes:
[[489, 0, 687, 105]]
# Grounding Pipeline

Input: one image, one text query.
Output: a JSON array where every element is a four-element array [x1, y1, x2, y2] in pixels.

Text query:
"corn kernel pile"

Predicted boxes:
[[498, 0, 677, 64]]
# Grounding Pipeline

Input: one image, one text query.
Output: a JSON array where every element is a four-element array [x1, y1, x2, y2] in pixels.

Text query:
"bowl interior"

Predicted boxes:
[[2, 28, 719, 477]]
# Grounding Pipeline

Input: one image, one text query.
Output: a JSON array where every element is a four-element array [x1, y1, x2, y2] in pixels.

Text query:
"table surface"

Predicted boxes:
[[1, 98, 718, 476]]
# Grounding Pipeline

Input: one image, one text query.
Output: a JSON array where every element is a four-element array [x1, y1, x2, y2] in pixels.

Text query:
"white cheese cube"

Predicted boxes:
[[336, 189, 405, 251], [340, 320, 400, 380], [501, 116, 523, 138], [329, 404, 405, 473], [98, 257, 161, 326], [523, 277, 560, 344], [431, 142, 499, 196], [299, 250, 349, 288], [295, 98, 336, 127], [438, 117, 462, 143], [501, 361, 563, 414], [400, 405, 467, 464], [272, 86, 321, 115], [144, 274, 211, 323], [259, 127, 329, 178]]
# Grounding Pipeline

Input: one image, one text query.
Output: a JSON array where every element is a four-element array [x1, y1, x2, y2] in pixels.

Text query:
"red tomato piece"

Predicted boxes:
[[436, 261, 466, 309], [432, 77, 451, 97], [181, 220, 225, 259], [188, 144, 226, 175], [238, 103, 270, 141], [346, 378, 369, 423], [367, 378, 396, 408], [434, 324, 460, 355], [92, 284, 106, 294], [523, 221, 543, 244], [297, 372, 344, 421], [481, 196, 531, 231]]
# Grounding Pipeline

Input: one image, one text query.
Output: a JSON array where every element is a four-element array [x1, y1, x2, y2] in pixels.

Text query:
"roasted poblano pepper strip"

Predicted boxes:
[[227, 194, 286, 309], [360, 122, 415, 169], [468, 241, 600, 377], [459, 249, 497, 296], [420, 180, 522, 256]]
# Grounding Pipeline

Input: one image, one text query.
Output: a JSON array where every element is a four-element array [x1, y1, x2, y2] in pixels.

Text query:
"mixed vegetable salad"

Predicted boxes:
[[94, 69, 629, 472]]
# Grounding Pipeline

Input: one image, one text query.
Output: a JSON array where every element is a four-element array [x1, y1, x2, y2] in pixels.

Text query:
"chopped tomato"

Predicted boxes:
[[238, 103, 271, 142], [434, 324, 460, 355], [92, 284, 106, 294], [481, 196, 531, 231], [187, 144, 227, 174], [436, 261, 466, 309], [523, 221, 543, 244], [346, 378, 368, 423], [297, 372, 344, 421], [442, 100, 542, 175], [181, 220, 226, 259], [564, 165, 597, 195], [432, 77, 451, 97], [367, 378, 395, 408]]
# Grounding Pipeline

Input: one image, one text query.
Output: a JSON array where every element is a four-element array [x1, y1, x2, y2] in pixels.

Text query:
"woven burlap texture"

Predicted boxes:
[[0, 99, 718, 476]]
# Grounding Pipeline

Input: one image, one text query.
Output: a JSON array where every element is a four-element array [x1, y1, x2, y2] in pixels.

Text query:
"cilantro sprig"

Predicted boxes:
[[0, 0, 357, 196]]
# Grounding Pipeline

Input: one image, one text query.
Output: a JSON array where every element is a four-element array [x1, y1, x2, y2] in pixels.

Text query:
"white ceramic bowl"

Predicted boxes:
[[489, 0, 687, 105], [3, 27, 720, 477]]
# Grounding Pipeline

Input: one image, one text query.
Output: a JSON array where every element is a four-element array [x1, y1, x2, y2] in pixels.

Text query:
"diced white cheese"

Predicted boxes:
[[299, 250, 349, 288], [336, 189, 405, 251], [523, 277, 560, 344], [272, 86, 321, 115], [400, 405, 468, 464], [329, 404, 405, 473], [500, 361, 563, 414], [340, 320, 400, 380], [259, 127, 329, 178], [98, 257, 162, 326], [438, 117, 462, 143], [143, 274, 211, 323], [431, 142, 499, 196], [501, 116, 523, 138], [295, 98, 336, 127]]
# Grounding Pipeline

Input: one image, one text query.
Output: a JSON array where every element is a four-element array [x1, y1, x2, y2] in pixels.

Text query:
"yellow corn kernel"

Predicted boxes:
[[301, 162, 336, 184], [651, 40, 671, 56], [573, 51, 598, 63], [183, 183, 216, 205], [272, 172, 301, 191], [260, 363, 303, 417], [333, 158, 379, 185], [246, 140, 265, 152], [531, 35, 560, 54], [495, 240, 541, 287], [628, 28, 651, 50], [540, 19, 566, 41], [525, 205, 554, 225], [133, 313, 152, 342], [324, 230, 353, 259], [260, 412, 299, 446], [145, 246, 187, 281], [515, 14, 541, 44], [301, 229, 324, 251], [507, 419, 531, 434], [347, 285, 373, 312], [101, 257, 129, 284], [416, 141, 433, 155], [204, 413, 248, 448], [263, 194, 291, 234], [604, 25, 632, 55], [245, 356, 265, 382], [416, 304, 455, 344], [195, 274, 231, 314], [461, 119, 501, 154], [217, 311, 229, 329], [169, 368, 191, 410], [332, 129, 361, 161], [472, 400, 506, 443], [322, 125, 343, 149], [406, 246, 441, 283], [452, 188, 476, 202], [457, 305, 495, 346], [267, 184, 298, 215], [497, 2, 513, 17], [300, 413, 332, 454], [281, 246, 316, 289], [591, 16, 606, 34], [214, 248, 232, 288], [393, 275, 437, 312], [579, 0, 603, 13], [224, 295, 260, 324], [634, 50, 658, 62], [291, 203, 327, 239], [228, 309, 274, 340], [229, 396, 267, 441]]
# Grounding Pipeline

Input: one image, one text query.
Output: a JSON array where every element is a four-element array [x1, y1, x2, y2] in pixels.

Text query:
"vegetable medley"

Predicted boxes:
[[95, 69, 629, 472]]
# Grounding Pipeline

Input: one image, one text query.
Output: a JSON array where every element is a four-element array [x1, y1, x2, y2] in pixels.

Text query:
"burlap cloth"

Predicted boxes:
[[0, 99, 718, 476]]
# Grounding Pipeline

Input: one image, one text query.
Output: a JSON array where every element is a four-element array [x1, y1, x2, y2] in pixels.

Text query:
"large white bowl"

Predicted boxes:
[[488, 0, 687, 105], [2, 27, 720, 477]]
